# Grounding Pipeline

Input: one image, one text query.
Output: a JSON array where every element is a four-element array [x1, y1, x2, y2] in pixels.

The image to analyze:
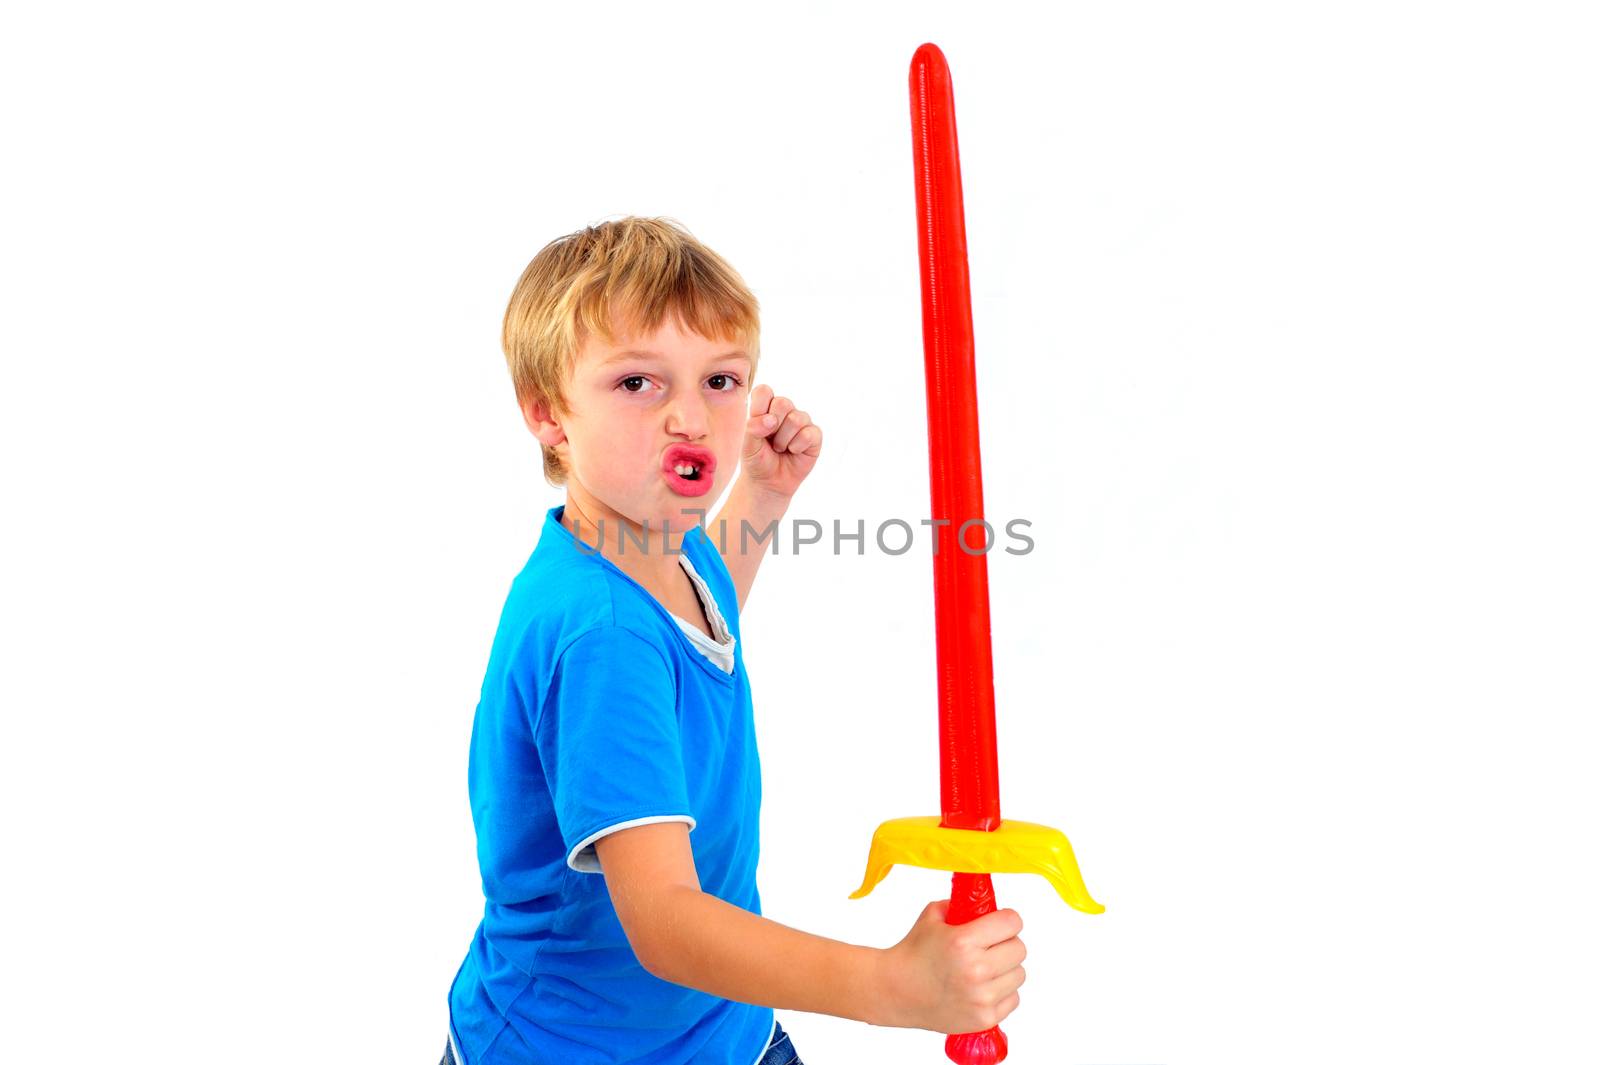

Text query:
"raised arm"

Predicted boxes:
[[707, 478, 790, 615], [707, 384, 822, 614]]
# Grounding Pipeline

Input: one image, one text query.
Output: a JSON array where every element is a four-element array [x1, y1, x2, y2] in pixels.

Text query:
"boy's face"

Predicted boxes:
[[535, 314, 752, 540]]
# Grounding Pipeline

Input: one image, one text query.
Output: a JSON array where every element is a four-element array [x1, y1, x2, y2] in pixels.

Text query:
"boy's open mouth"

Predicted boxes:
[[661, 445, 716, 496]]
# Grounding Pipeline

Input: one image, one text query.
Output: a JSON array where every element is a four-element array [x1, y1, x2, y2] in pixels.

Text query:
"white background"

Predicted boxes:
[[3, 2, 1596, 1063]]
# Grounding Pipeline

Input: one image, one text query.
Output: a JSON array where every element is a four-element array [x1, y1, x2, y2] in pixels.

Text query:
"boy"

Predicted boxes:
[[445, 217, 1027, 1065]]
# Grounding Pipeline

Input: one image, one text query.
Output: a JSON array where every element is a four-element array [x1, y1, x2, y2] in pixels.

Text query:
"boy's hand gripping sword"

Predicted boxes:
[[850, 42, 1103, 1065]]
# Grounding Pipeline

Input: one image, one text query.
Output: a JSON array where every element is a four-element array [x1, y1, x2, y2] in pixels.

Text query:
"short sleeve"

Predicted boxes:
[[535, 626, 696, 873]]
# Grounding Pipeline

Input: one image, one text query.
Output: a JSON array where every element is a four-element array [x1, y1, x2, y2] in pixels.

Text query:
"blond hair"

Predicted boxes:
[[502, 216, 762, 487]]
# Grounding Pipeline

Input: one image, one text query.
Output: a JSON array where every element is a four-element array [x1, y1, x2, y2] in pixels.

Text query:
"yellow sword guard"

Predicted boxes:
[[850, 816, 1104, 914]]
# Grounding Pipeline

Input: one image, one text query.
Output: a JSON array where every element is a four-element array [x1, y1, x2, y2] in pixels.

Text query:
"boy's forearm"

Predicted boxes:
[[640, 885, 898, 1026], [706, 479, 790, 613]]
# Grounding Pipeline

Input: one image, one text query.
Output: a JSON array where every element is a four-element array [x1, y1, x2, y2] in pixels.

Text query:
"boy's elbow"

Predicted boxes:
[[623, 882, 700, 978]]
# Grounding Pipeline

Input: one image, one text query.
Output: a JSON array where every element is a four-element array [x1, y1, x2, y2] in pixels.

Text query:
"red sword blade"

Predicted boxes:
[[911, 42, 1002, 835]]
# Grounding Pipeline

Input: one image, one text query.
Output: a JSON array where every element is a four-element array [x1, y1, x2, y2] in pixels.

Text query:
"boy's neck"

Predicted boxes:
[[560, 497, 693, 587]]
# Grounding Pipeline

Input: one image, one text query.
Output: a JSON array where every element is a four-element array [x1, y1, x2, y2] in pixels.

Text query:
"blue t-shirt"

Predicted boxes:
[[448, 505, 773, 1065]]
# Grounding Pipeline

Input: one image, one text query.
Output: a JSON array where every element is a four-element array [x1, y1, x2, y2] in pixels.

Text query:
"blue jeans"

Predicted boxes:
[[757, 1020, 803, 1065], [439, 1019, 803, 1064]]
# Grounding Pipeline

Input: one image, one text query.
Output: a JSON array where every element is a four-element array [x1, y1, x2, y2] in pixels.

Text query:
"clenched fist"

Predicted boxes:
[[878, 899, 1027, 1035], [741, 383, 822, 502]]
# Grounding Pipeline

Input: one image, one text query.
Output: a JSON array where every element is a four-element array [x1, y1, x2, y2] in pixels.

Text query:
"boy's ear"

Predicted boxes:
[[520, 395, 567, 450]]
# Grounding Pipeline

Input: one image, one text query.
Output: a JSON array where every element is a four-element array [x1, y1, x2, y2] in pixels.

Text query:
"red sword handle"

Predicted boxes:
[[943, 872, 1009, 1064]]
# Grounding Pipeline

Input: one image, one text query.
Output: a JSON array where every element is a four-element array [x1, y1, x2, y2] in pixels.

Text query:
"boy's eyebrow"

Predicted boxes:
[[599, 349, 752, 367]]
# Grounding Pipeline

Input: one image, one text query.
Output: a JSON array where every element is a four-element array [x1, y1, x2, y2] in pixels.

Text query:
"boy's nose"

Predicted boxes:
[[664, 394, 710, 439]]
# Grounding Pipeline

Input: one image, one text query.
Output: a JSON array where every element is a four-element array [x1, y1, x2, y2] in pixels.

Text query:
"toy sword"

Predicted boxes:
[[850, 42, 1103, 1065]]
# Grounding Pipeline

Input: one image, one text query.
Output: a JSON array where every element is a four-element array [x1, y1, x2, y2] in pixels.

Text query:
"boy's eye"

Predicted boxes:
[[619, 374, 742, 394]]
